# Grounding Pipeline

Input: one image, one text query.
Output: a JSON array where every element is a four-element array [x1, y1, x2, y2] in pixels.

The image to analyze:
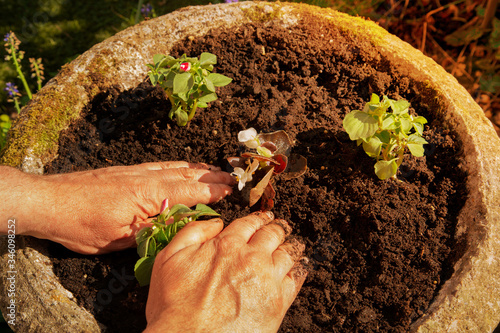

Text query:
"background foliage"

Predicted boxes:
[[0, 0, 499, 330]]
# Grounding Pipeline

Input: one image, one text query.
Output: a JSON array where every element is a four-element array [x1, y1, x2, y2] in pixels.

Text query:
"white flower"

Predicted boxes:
[[231, 160, 259, 191], [238, 128, 260, 149]]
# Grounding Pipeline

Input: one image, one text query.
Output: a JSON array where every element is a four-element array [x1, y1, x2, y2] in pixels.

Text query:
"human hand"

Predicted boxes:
[[144, 212, 308, 333], [14, 161, 234, 254]]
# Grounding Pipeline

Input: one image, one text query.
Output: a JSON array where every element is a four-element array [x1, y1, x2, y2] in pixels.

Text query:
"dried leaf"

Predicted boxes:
[[260, 183, 276, 211], [249, 167, 274, 207], [283, 154, 308, 180], [258, 130, 293, 156]]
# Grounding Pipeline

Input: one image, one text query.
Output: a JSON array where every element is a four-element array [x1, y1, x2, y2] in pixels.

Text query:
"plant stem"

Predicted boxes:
[[13, 98, 21, 114], [134, 0, 144, 25], [481, 0, 499, 30], [187, 103, 198, 121], [10, 44, 32, 100], [32, 62, 43, 91]]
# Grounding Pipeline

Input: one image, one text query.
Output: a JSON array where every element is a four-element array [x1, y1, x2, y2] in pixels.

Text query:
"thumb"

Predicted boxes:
[[157, 218, 224, 262]]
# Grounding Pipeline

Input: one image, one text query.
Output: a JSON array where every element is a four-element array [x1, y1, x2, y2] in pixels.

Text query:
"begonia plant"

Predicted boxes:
[[228, 128, 307, 211], [147, 52, 232, 126]]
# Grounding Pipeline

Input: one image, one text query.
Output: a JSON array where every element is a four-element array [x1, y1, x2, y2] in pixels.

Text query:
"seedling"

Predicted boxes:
[[146, 52, 232, 126], [342, 93, 428, 180], [134, 199, 219, 286], [228, 128, 307, 211]]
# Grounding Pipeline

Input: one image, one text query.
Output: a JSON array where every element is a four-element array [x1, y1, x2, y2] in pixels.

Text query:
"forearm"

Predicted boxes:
[[0, 166, 43, 235]]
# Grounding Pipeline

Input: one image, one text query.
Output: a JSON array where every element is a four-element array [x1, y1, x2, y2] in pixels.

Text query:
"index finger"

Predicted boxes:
[[139, 161, 221, 171], [218, 211, 274, 243]]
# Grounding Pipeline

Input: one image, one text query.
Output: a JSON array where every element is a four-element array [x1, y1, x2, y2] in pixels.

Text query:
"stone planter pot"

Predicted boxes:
[[1, 2, 500, 332]]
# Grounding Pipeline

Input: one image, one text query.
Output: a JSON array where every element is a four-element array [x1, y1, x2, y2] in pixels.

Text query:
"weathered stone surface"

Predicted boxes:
[[1, 2, 499, 332]]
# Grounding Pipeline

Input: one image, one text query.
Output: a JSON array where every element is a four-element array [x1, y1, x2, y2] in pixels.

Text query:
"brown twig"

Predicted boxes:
[[481, 0, 499, 30], [428, 34, 475, 81]]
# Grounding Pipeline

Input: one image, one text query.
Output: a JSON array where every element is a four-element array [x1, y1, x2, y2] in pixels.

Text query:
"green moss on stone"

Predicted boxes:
[[242, 2, 284, 23], [0, 49, 117, 168]]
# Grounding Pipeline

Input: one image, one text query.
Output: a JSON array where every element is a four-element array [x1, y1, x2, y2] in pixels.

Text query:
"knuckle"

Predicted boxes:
[[242, 250, 262, 266], [216, 234, 241, 253]]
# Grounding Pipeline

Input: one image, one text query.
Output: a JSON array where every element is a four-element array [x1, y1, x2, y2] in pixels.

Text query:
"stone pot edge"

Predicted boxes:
[[0, 2, 499, 332]]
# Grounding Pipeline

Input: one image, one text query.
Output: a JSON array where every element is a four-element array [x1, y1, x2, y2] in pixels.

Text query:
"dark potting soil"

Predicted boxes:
[[45, 15, 468, 333]]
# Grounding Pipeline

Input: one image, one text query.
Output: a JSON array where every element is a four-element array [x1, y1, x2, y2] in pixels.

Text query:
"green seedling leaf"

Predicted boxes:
[[204, 77, 216, 92], [362, 136, 382, 158], [174, 108, 188, 126], [200, 52, 217, 66], [381, 114, 397, 130], [374, 159, 398, 180], [390, 99, 410, 115], [208, 73, 233, 87], [408, 143, 425, 157], [193, 204, 220, 219], [153, 54, 166, 66], [173, 72, 194, 95], [198, 93, 217, 103], [149, 73, 159, 86], [407, 134, 428, 157], [400, 117, 412, 134], [134, 256, 156, 287], [343, 110, 378, 140], [165, 204, 193, 221]]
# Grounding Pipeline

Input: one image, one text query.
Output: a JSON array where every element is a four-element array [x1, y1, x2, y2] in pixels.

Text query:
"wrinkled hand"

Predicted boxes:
[[19, 162, 234, 254], [145, 212, 308, 333]]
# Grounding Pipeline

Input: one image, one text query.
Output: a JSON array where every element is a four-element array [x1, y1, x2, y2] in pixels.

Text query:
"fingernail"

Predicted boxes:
[[273, 219, 292, 236], [265, 211, 274, 219]]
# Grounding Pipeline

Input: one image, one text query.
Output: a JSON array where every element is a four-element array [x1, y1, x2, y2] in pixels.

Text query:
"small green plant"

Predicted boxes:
[[134, 199, 219, 286], [342, 94, 428, 180], [146, 52, 232, 126]]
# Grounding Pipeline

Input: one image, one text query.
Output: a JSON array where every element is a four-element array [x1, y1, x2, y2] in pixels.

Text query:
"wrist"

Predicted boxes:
[[0, 166, 46, 236]]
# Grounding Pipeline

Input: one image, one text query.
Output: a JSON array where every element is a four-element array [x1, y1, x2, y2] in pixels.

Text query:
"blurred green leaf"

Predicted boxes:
[[444, 25, 485, 46], [479, 74, 500, 93], [489, 18, 500, 49]]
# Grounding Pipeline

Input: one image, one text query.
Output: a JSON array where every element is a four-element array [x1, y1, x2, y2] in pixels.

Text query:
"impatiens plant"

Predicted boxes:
[[342, 93, 428, 180], [146, 52, 232, 126], [228, 128, 307, 211], [134, 199, 219, 286]]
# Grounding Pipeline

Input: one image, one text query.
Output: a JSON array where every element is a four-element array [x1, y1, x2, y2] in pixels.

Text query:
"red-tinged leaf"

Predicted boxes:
[[261, 141, 277, 154], [258, 130, 293, 157], [283, 154, 307, 180], [242, 152, 278, 165], [273, 154, 288, 174], [260, 183, 276, 211], [249, 167, 274, 207], [227, 156, 248, 169]]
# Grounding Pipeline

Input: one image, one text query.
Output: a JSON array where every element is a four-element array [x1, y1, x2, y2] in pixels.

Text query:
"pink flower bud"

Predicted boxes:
[[160, 198, 169, 214], [180, 62, 191, 72]]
